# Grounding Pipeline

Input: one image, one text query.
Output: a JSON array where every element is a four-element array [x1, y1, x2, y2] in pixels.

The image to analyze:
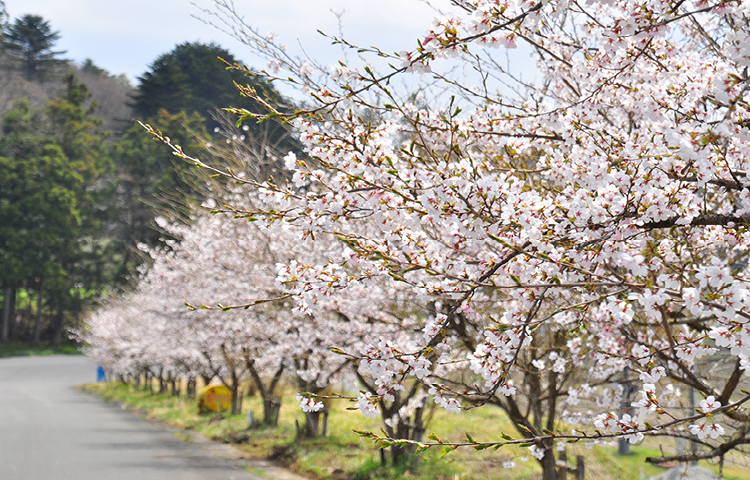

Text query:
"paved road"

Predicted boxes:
[[0, 355, 260, 480]]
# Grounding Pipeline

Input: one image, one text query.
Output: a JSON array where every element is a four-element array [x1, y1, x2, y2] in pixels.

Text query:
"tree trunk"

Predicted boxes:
[[558, 448, 568, 480], [7, 286, 16, 339], [246, 360, 284, 426], [230, 383, 241, 415], [51, 306, 64, 345], [302, 410, 324, 438], [390, 422, 412, 466], [404, 404, 425, 466], [187, 377, 196, 398], [1, 286, 14, 342], [158, 370, 166, 394], [262, 398, 282, 426], [31, 277, 44, 346], [541, 444, 558, 480]]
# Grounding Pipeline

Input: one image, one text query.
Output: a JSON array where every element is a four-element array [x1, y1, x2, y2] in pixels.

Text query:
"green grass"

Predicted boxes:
[[242, 465, 270, 477], [0, 341, 81, 358], [81, 382, 750, 480]]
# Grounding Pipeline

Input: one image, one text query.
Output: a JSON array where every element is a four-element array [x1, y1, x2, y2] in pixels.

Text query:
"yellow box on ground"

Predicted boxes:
[[198, 384, 232, 413]]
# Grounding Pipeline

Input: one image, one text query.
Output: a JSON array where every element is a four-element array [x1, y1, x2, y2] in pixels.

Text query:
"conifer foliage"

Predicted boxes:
[[1, 13, 66, 81]]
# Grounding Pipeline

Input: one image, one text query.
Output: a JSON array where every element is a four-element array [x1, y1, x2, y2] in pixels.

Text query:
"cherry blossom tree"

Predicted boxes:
[[143, 0, 750, 477], [82, 194, 418, 429]]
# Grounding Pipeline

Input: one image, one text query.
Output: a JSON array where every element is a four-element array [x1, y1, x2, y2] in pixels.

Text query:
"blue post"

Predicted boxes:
[[96, 365, 105, 382]]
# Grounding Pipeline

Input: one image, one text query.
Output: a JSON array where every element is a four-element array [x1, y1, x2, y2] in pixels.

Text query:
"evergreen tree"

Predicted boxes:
[[0, 2, 8, 34], [0, 76, 115, 344], [80, 58, 108, 76], [0, 101, 81, 343], [111, 109, 210, 280], [131, 42, 282, 131], [44, 75, 117, 342], [2, 14, 66, 81]]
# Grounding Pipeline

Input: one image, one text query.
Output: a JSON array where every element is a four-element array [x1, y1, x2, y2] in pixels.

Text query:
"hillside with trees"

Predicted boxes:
[[0, 1, 295, 347]]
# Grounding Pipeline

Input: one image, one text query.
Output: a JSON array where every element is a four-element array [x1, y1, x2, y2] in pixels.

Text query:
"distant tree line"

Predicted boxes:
[[0, 3, 298, 346]]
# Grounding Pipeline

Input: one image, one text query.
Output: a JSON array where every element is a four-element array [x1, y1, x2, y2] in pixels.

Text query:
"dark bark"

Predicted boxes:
[[51, 306, 64, 345], [186, 377, 196, 397], [212, 350, 244, 416], [230, 371, 241, 415], [492, 376, 559, 480], [262, 398, 282, 426], [8, 287, 16, 338], [545, 369, 560, 480], [170, 375, 179, 396], [246, 359, 284, 425], [558, 448, 568, 480], [641, 212, 750, 230], [355, 368, 425, 465], [158, 368, 166, 394], [1, 286, 14, 342], [390, 403, 425, 466], [540, 446, 557, 480], [718, 358, 743, 406], [303, 410, 323, 438], [294, 356, 328, 439]]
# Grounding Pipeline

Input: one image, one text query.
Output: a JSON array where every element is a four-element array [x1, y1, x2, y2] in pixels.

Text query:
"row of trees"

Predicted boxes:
[[80, 205, 424, 443], [84, 0, 750, 478]]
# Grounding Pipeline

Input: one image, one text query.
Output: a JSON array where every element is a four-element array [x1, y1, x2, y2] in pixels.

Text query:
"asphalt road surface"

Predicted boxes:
[[0, 355, 261, 480]]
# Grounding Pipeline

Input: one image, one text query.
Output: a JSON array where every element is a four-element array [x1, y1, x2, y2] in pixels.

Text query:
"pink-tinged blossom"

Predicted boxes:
[[356, 393, 380, 418], [701, 396, 721, 414], [690, 421, 725, 440], [297, 394, 325, 413], [529, 445, 546, 460]]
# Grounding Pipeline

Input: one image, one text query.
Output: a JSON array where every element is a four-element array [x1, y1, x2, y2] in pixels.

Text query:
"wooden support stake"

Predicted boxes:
[[557, 448, 568, 480]]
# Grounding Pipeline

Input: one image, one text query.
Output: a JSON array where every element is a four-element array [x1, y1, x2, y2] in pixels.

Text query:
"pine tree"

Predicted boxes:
[[2, 14, 66, 81], [131, 42, 284, 132]]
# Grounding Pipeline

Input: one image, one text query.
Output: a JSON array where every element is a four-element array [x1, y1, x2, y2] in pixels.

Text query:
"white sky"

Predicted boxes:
[[4, 0, 449, 84]]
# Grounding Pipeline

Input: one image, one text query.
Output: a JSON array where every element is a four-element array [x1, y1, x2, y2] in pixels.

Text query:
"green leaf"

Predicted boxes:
[[440, 446, 456, 458]]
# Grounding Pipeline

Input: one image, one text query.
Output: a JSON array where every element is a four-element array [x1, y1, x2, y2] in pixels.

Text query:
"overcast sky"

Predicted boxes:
[[4, 0, 447, 83]]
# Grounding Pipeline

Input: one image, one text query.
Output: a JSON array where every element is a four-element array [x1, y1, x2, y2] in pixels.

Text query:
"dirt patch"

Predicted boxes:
[[269, 444, 296, 466], [223, 431, 252, 444]]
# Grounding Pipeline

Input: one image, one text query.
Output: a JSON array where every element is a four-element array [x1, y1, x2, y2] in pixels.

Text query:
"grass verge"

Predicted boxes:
[[0, 341, 80, 358], [80, 382, 750, 480]]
